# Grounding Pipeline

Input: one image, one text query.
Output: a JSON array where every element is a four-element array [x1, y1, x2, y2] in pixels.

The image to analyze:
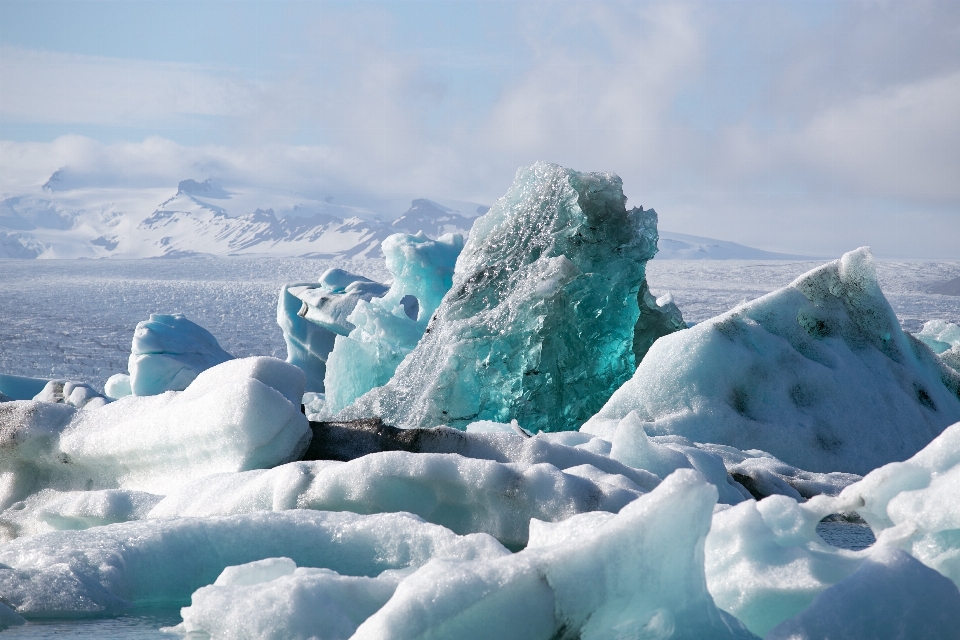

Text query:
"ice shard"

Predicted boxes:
[[584, 248, 960, 474], [278, 269, 388, 392], [323, 232, 463, 414], [337, 162, 676, 432]]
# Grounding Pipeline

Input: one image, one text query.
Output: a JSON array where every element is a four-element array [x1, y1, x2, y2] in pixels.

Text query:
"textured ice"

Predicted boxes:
[[0, 357, 309, 515], [176, 559, 407, 640], [323, 232, 463, 414], [128, 313, 233, 396], [585, 248, 960, 474], [351, 470, 756, 640], [0, 488, 160, 540], [765, 546, 960, 640], [278, 268, 389, 392], [0, 510, 507, 618], [338, 162, 680, 432], [916, 319, 960, 373], [31, 379, 108, 409], [821, 419, 960, 588], [147, 453, 644, 549]]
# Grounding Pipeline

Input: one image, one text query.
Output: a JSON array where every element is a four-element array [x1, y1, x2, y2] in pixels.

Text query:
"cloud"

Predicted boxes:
[[0, 45, 259, 125]]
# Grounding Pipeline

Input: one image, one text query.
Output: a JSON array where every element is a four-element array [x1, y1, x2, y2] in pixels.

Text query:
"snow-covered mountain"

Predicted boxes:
[[0, 179, 480, 260], [1, 176, 811, 260], [655, 231, 812, 260]]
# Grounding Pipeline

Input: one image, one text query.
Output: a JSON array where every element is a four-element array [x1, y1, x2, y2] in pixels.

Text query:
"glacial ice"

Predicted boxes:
[[765, 546, 960, 640], [32, 379, 108, 409], [0, 357, 309, 519], [584, 248, 960, 474], [147, 453, 645, 549], [128, 313, 233, 396], [0, 510, 507, 617], [350, 470, 755, 640], [278, 269, 389, 392], [916, 319, 960, 373], [176, 559, 408, 640], [337, 162, 681, 432], [323, 232, 463, 414]]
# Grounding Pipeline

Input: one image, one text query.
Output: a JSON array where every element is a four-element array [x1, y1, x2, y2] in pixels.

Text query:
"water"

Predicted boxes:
[[2, 608, 183, 638], [815, 520, 876, 552]]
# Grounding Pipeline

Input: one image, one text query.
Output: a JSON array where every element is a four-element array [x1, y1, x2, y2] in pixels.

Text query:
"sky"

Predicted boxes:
[[1, 0, 959, 258]]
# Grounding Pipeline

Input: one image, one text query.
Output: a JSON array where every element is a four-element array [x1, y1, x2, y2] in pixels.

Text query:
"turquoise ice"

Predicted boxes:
[[338, 162, 680, 432], [277, 269, 388, 392], [323, 232, 463, 414]]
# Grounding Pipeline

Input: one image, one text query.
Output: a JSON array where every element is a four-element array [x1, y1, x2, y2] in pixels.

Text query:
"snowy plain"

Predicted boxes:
[[1, 257, 958, 392]]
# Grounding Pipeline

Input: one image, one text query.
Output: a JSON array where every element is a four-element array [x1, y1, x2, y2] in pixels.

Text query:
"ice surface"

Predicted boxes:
[[915, 319, 960, 353], [585, 248, 960, 474], [323, 232, 463, 414], [128, 313, 233, 396], [0, 357, 309, 515], [148, 453, 644, 549], [765, 546, 960, 640], [705, 494, 864, 636], [278, 268, 389, 392], [104, 373, 132, 399], [0, 374, 49, 401], [0, 510, 507, 618], [1, 488, 162, 540], [176, 560, 407, 640], [338, 162, 677, 432], [31, 380, 108, 409], [351, 470, 756, 640], [0, 601, 26, 630]]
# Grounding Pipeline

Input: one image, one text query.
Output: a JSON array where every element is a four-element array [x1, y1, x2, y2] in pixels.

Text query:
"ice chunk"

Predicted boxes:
[[0, 510, 507, 618], [353, 470, 756, 640], [914, 319, 960, 354], [0, 488, 161, 540], [176, 560, 406, 640], [705, 495, 863, 636], [821, 420, 960, 588], [766, 546, 960, 640], [128, 313, 233, 396], [0, 601, 25, 630], [59, 357, 311, 495], [104, 373, 132, 399], [338, 162, 679, 432], [323, 232, 463, 414], [0, 400, 76, 511], [149, 453, 644, 549], [0, 373, 49, 401], [32, 379, 108, 409], [585, 248, 960, 474], [278, 269, 389, 392], [0, 357, 310, 513]]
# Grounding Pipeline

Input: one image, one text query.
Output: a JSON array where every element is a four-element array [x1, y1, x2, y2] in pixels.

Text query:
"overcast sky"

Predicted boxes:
[[1, 0, 959, 258]]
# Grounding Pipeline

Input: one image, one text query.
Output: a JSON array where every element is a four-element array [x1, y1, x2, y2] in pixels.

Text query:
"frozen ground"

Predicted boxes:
[[1, 257, 957, 392]]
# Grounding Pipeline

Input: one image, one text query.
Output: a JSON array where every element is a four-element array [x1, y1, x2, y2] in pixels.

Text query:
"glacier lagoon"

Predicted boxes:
[[2, 167, 960, 637]]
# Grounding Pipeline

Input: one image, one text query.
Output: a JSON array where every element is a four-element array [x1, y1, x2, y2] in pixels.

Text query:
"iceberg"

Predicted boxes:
[[584, 248, 960, 474], [915, 319, 960, 373], [128, 313, 233, 396], [323, 232, 463, 414], [278, 269, 389, 392], [32, 379, 108, 409], [0, 357, 310, 520], [338, 162, 681, 432]]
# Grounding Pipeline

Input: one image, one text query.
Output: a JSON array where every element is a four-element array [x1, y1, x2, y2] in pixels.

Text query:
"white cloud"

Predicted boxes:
[[0, 45, 259, 125]]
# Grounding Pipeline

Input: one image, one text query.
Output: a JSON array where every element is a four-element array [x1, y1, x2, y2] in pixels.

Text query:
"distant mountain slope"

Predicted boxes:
[[656, 231, 813, 260], [0, 180, 479, 259]]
